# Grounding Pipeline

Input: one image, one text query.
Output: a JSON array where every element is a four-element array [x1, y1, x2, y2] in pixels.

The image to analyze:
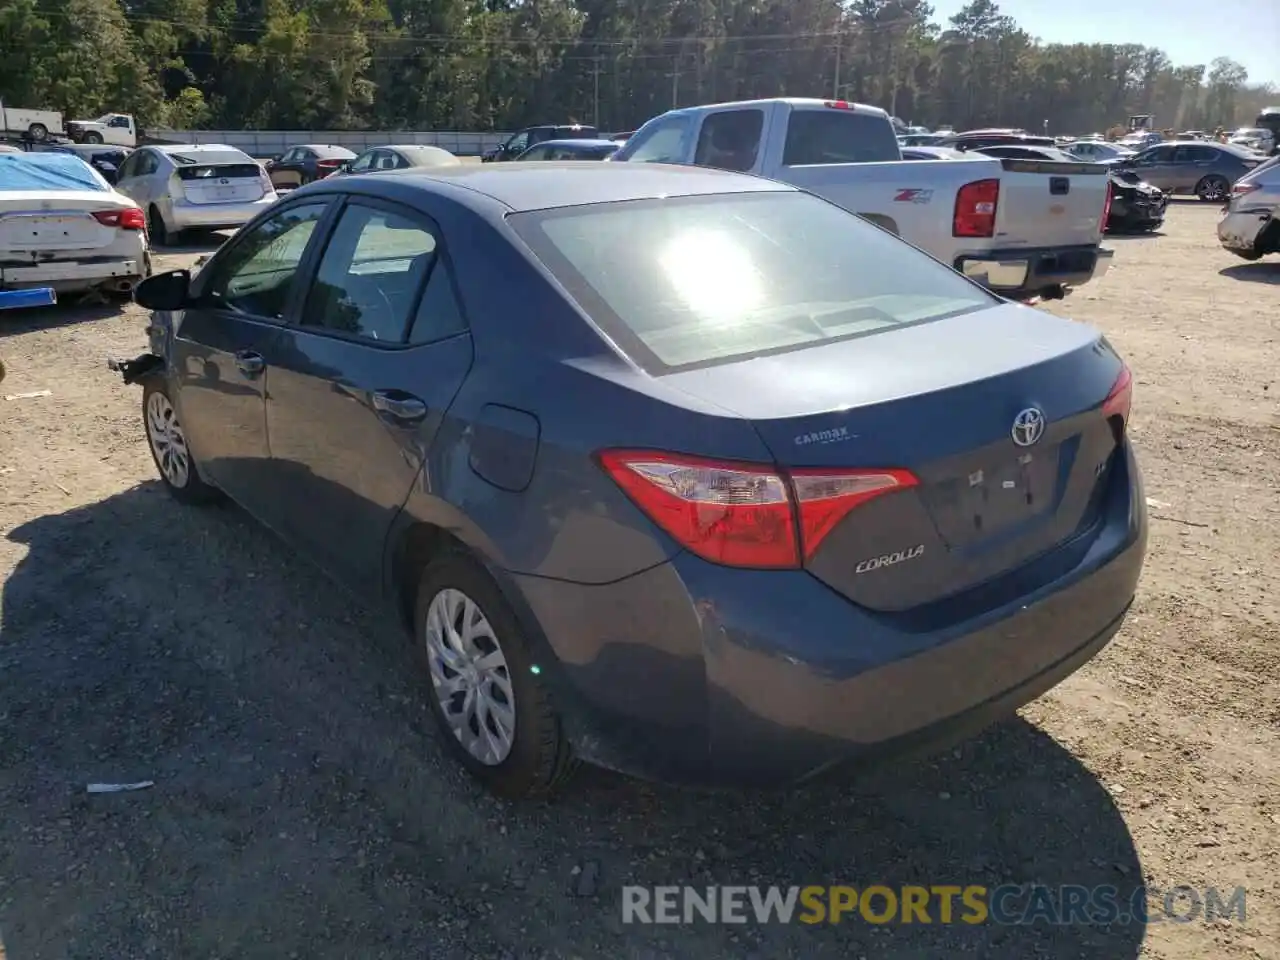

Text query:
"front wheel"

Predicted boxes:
[[142, 380, 220, 505], [415, 552, 576, 798], [1195, 175, 1229, 202]]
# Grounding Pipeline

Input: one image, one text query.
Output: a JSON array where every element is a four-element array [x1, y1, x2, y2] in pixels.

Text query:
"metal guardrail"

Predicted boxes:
[[151, 129, 512, 158]]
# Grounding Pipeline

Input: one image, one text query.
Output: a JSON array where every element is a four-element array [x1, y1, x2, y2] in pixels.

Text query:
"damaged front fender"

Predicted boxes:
[[107, 352, 164, 385], [108, 309, 174, 385]]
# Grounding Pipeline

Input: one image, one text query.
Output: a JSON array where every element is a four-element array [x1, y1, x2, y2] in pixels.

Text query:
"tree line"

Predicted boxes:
[[0, 0, 1274, 135]]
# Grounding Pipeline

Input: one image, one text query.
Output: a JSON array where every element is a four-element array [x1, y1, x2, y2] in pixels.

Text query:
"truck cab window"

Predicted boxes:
[[783, 110, 900, 165], [694, 110, 764, 173]]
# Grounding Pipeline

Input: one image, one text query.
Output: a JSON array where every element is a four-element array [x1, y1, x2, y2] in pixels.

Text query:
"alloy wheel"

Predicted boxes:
[[145, 390, 190, 488], [425, 587, 516, 765]]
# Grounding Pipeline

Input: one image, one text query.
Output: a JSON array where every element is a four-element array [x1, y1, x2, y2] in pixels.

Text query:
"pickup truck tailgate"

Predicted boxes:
[[995, 159, 1109, 249]]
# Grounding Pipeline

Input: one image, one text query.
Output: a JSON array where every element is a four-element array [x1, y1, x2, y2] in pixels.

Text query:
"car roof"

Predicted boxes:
[[357, 161, 793, 212], [293, 144, 356, 157], [155, 143, 247, 155], [530, 139, 619, 149]]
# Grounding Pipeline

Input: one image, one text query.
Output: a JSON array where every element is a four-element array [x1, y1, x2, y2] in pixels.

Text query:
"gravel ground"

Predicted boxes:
[[1, 207, 1277, 960]]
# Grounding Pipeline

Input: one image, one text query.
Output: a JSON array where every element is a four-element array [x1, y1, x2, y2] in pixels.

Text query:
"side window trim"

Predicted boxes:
[[289, 195, 454, 349], [190, 196, 339, 324]]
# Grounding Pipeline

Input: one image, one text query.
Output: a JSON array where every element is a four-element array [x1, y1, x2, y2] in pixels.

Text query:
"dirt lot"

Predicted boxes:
[[1, 206, 1278, 960]]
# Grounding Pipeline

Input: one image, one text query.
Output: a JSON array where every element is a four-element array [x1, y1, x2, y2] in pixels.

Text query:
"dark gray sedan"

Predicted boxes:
[[1108, 141, 1265, 200], [123, 163, 1147, 797]]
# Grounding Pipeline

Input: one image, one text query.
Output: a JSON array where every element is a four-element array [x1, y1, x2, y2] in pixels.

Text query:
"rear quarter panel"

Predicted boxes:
[[389, 196, 777, 585]]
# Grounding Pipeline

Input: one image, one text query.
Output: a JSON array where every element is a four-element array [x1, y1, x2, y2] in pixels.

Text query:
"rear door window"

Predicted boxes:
[[782, 110, 901, 164], [693, 110, 764, 172], [301, 202, 439, 342]]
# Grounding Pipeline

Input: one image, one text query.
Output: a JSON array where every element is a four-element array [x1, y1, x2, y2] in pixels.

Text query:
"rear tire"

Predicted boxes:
[[27, 123, 47, 142], [414, 551, 576, 799], [142, 379, 221, 505], [1195, 175, 1228, 202], [147, 205, 183, 247]]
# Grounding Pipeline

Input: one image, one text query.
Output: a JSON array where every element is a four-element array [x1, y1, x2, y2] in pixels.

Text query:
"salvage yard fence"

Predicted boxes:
[[151, 129, 513, 158]]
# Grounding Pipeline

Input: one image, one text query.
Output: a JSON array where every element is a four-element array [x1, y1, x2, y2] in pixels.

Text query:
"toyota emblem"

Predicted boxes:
[[1011, 408, 1046, 447]]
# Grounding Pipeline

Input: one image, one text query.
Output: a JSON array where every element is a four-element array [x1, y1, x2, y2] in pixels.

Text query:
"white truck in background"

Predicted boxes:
[[0, 103, 138, 147], [65, 113, 139, 148], [612, 98, 1114, 301], [0, 102, 66, 142]]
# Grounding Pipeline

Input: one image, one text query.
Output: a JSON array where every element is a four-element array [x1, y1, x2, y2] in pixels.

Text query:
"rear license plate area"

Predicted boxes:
[[2, 216, 93, 246], [214, 186, 236, 200], [923, 447, 1060, 545]]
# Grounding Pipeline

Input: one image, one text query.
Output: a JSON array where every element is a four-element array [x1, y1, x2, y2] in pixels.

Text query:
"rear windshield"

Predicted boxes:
[[0, 153, 107, 192], [509, 191, 996, 373], [175, 162, 263, 181], [782, 110, 900, 165], [169, 150, 252, 166]]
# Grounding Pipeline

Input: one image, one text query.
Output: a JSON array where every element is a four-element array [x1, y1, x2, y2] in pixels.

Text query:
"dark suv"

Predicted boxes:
[[482, 124, 601, 162]]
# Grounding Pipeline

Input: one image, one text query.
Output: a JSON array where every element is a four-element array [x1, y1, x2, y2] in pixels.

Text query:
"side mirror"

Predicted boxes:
[[135, 269, 191, 311]]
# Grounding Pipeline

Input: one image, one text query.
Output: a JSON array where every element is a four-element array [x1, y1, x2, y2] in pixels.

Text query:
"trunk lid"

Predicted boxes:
[[174, 162, 266, 204], [0, 190, 129, 253], [993, 158, 1109, 249], [661, 303, 1125, 612]]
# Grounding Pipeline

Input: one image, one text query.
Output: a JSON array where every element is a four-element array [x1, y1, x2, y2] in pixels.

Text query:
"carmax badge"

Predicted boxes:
[[855, 544, 924, 574]]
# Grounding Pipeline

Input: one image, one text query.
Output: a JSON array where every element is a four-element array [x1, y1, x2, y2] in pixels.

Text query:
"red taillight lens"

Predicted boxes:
[[1102, 363, 1133, 425], [1231, 181, 1260, 198], [1100, 181, 1113, 232], [953, 178, 999, 237], [316, 158, 342, 168], [823, 100, 854, 110], [597, 450, 917, 569], [93, 207, 145, 230]]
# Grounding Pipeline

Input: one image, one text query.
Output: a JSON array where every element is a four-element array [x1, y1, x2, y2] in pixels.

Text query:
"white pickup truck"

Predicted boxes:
[[65, 113, 138, 148], [611, 98, 1113, 300]]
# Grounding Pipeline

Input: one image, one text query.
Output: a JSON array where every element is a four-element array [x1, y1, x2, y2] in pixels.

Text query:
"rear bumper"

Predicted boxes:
[[168, 196, 277, 232], [1217, 209, 1273, 254], [956, 244, 1111, 297], [0, 257, 143, 292], [513, 442, 1147, 787]]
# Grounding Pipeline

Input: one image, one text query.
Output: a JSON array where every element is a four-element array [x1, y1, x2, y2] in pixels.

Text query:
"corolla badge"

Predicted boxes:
[[1011, 407, 1046, 447]]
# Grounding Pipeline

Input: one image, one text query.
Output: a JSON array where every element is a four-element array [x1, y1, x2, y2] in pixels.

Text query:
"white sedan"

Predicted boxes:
[[0, 151, 149, 296]]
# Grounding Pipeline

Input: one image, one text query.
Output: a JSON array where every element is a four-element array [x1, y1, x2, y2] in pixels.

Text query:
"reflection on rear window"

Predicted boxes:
[[0, 154, 107, 192], [509, 191, 996, 372]]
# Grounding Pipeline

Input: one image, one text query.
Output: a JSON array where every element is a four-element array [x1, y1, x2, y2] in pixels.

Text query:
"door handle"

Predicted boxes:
[[372, 390, 427, 423], [234, 351, 265, 377]]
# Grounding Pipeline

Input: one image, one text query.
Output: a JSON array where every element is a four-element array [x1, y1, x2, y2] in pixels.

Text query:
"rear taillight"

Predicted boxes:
[[316, 158, 343, 168], [953, 178, 999, 237], [93, 207, 145, 230], [1231, 181, 1260, 198], [1100, 181, 1113, 232], [597, 450, 918, 569], [823, 100, 854, 110], [1102, 363, 1133, 429]]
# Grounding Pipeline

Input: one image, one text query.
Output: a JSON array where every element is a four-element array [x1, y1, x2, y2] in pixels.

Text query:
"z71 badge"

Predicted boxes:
[[893, 188, 934, 204]]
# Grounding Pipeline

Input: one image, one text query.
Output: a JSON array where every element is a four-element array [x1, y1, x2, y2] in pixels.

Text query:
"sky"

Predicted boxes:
[[928, 0, 1280, 88]]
